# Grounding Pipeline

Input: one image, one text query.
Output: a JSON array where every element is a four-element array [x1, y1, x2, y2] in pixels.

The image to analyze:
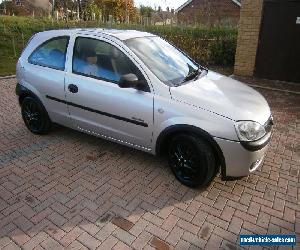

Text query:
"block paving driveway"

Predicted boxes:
[[0, 77, 299, 250]]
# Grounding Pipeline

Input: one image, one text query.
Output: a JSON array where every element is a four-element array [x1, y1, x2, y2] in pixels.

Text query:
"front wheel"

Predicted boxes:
[[168, 134, 216, 188], [21, 97, 51, 134]]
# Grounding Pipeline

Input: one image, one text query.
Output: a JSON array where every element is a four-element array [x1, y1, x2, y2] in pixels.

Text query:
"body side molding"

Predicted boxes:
[[46, 95, 148, 127]]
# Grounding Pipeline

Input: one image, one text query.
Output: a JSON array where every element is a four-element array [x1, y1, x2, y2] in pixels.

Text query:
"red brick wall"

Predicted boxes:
[[8, 0, 49, 16], [178, 0, 240, 26]]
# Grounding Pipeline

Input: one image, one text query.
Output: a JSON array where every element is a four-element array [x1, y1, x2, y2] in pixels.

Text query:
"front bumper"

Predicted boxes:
[[215, 134, 271, 177]]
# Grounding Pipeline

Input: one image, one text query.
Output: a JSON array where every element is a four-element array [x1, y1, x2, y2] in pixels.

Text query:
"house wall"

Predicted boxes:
[[10, 0, 50, 16], [177, 0, 240, 26], [234, 0, 264, 76], [30, 0, 51, 11]]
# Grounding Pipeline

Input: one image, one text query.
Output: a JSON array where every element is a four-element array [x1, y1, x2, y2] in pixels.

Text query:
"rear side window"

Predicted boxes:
[[28, 36, 69, 71]]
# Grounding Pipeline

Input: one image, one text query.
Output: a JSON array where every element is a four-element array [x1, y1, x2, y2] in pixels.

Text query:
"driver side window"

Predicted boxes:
[[72, 37, 148, 90]]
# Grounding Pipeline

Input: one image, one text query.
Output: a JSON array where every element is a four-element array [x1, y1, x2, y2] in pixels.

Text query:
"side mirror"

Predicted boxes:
[[118, 74, 139, 89]]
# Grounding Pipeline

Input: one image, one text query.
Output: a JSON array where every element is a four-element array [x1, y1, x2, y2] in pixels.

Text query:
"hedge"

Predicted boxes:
[[0, 16, 237, 75]]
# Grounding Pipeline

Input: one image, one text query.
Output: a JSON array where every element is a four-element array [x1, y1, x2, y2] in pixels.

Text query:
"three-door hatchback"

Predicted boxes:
[[16, 29, 273, 187]]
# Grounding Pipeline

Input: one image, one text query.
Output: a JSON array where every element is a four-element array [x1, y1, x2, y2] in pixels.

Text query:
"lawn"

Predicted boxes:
[[0, 57, 17, 76]]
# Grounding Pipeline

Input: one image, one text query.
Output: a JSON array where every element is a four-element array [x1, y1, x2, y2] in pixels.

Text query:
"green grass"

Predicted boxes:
[[0, 57, 17, 76], [0, 15, 237, 76]]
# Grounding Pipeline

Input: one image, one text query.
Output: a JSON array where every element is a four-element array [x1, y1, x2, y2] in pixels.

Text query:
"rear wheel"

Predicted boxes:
[[168, 134, 216, 187], [21, 97, 51, 134]]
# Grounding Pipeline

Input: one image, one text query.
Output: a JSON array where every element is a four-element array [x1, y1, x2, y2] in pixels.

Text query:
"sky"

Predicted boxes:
[[133, 0, 187, 11]]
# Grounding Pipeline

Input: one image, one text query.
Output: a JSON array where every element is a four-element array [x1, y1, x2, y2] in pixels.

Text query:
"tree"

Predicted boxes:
[[139, 5, 153, 25], [54, 0, 77, 20], [91, 0, 137, 23], [52, 0, 138, 22], [114, 0, 138, 23], [139, 5, 153, 18], [84, 2, 101, 20]]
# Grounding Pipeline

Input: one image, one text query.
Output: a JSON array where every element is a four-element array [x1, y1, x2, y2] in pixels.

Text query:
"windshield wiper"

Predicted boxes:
[[182, 68, 200, 83], [173, 66, 207, 87], [194, 68, 208, 81]]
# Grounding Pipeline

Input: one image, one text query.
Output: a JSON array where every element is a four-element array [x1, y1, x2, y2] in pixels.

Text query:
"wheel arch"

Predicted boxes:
[[16, 83, 38, 105], [16, 83, 51, 121], [16, 83, 46, 107], [155, 124, 226, 177]]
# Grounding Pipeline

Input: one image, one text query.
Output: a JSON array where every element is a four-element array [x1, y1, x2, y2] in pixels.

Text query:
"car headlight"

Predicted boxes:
[[235, 121, 266, 142]]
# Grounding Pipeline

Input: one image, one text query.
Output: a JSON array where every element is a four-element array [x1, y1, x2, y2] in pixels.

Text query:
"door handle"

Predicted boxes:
[[68, 84, 78, 93]]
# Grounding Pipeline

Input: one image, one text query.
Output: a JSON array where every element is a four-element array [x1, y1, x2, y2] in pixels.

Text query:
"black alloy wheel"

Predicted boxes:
[[168, 134, 216, 187], [21, 97, 51, 134]]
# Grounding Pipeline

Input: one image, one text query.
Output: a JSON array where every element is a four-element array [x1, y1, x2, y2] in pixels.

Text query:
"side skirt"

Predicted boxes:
[[77, 126, 152, 153]]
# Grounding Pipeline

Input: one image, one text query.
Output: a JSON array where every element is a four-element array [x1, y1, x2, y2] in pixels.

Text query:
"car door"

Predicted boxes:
[[64, 35, 154, 150], [24, 35, 70, 125]]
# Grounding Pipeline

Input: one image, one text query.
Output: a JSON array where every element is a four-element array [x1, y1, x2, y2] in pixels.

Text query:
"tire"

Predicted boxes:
[[21, 96, 51, 134], [168, 134, 216, 188]]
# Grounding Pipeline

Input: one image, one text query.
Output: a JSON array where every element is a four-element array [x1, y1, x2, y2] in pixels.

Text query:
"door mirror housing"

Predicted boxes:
[[118, 74, 139, 89], [118, 73, 148, 91]]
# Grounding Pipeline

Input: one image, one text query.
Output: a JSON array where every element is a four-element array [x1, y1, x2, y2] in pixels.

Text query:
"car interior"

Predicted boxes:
[[73, 38, 140, 83]]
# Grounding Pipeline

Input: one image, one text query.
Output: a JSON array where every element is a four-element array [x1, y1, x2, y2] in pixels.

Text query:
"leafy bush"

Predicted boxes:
[[209, 37, 237, 66], [0, 16, 237, 76]]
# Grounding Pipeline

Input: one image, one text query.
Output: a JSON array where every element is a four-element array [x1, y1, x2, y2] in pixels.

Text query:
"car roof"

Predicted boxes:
[[37, 28, 155, 41]]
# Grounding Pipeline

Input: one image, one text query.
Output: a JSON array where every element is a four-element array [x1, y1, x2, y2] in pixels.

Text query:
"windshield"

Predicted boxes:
[[125, 36, 199, 86]]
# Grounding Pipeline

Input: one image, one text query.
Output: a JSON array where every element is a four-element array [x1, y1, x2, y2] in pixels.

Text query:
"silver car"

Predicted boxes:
[[16, 29, 273, 187]]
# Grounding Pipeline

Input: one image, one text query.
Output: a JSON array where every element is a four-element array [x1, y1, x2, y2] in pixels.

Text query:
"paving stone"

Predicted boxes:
[[0, 77, 299, 249], [111, 217, 134, 231], [150, 237, 170, 250]]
